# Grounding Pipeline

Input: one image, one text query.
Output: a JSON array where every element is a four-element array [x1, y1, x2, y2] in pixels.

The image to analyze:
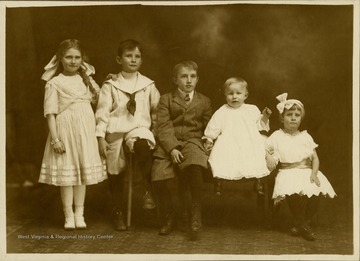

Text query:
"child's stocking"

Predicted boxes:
[[305, 196, 319, 225], [133, 139, 155, 209], [286, 194, 306, 227], [108, 174, 126, 231], [74, 185, 87, 229], [188, 165, 203, 207], [108, 174, 124, 212], [133, 139, 153, 183], [187, 165, 203, 234], [154, 180, 174, 235], [60, 186, 75, 230], [178, 172, 189, 231]]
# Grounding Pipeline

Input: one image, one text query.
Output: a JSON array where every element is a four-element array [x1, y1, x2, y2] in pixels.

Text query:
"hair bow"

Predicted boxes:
[[276, 93, 304, 114], [41, 55, 95, 81]]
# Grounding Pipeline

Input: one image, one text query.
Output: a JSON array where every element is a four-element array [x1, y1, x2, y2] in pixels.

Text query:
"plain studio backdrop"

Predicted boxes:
[[3, 1, 356, 257]]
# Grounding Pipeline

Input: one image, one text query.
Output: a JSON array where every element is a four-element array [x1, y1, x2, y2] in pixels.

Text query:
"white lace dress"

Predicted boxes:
[[39, 74, 107, 186], [204, 104, 270, 180], [266, 129, 336, 204]]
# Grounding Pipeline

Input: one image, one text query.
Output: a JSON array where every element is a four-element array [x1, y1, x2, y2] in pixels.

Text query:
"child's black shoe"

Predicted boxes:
[[142, 190, 156, 210], [300, 223, 316, 241], [113, 211, 127, 231], [159, 213, 175, 235]]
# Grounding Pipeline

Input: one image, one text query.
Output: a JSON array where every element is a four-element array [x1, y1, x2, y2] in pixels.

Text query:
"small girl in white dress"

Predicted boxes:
[[203, 77, 274, 195], [266, 93, 336, 241]]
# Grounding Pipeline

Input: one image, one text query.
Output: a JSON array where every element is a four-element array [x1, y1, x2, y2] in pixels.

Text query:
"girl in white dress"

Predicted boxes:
[[39, 39, 107, 230], [203, 77, 274, 195], [266, 93, 336, 241]]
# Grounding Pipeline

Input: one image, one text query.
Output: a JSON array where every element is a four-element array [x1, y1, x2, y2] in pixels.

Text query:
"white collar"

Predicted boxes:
[[178, 88, 194, 100], [106, 72, 153, 93]]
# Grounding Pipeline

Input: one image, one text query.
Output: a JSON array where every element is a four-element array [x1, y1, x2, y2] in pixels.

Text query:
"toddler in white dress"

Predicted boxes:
[[203, 77, 274, 195]]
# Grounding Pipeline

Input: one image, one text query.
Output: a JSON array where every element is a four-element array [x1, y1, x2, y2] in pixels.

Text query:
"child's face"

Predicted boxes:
[[282, 107, 302, 133], [174, 67, 199, 93], [61, 48, 82, 75], [116, 47, 142, 73], [225, 83, 248, 108]]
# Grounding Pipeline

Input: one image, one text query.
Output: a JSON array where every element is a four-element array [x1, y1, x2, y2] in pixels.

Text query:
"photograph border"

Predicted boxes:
[[1, 1, 359, 260]]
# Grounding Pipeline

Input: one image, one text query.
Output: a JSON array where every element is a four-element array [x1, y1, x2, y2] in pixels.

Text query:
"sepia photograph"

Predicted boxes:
[[1, 0, 359, 260]]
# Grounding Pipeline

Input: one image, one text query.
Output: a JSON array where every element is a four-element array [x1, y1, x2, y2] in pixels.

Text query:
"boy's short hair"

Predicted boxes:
[[173, 60, 198, 78], [117, 39, 142, 56], [223, 77, 248, 93]]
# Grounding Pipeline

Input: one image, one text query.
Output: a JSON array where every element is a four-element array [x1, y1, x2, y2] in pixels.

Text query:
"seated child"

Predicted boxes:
[[95, 39, 160, 231], [203, 77, 274, 195], [151, 60, 212, 240]]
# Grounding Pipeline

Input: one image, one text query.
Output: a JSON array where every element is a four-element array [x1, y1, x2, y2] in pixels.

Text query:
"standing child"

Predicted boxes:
[[39, 39, 107, 230], [95, 39, 160, 231], [152, 60, 212, 240], [265, 93, 336, 241], [203, 77, 273, 195]]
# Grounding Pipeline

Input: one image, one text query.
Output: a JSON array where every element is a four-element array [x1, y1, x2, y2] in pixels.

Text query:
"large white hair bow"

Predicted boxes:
[[41, 55, 95, 81], [276, 93, 304, 114]]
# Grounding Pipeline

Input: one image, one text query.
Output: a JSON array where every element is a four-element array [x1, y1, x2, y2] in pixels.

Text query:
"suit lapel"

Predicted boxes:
[[172, 90, 201, 110], [187, 91, 201, 111], [172, 90, 187, 109]]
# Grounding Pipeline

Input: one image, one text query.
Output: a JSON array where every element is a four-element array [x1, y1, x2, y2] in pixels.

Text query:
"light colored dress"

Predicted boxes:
[[266, 129, 336, 204], [204, 104, 270, 180], [39, 73, 107, 186]]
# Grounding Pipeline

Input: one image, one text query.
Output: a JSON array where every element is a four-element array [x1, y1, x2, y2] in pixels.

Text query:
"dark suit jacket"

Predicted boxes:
[[153, 89, 212, 158]]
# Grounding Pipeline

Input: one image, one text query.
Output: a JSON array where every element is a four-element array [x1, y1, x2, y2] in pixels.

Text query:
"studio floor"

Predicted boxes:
[[5, 175, 355, 260]]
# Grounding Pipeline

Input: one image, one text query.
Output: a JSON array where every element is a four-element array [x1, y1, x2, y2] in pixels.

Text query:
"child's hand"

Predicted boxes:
[[105, 73, 118, 81], [262, 107, 272, 118], [310, 174, 321, 187], [203, 139, 213, 152], [265, 154, 277, 171], [97, 137, 108, 158], [170, 148, 184, 164], [53, 140, 66, 154]]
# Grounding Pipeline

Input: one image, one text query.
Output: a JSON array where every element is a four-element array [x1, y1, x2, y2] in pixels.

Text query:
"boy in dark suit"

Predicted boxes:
[[152, 60, 212, 240]]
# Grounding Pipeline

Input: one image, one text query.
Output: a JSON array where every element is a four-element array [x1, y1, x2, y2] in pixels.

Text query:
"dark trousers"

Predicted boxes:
[[133, 139, 153, 184], [108, 174, 125, 212]]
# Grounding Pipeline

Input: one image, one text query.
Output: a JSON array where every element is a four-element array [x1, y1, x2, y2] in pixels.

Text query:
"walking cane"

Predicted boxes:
[[127, 152, 133, 227]]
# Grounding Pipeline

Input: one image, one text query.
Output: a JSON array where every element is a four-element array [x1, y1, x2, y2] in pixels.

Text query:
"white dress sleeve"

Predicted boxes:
[[43, 82, 59, 117], [148, 83, 161, 133], [253, 106, 270, 132], [95, 83, 113, 138], [257, 116, 270, 132], [203, 107, 224, 141], [302, 131, 319, 157], [265, 131, 280, 163]]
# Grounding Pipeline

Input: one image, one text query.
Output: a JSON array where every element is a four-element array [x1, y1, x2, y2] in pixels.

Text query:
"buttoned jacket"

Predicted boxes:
[[154, 89, 212, 157]]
